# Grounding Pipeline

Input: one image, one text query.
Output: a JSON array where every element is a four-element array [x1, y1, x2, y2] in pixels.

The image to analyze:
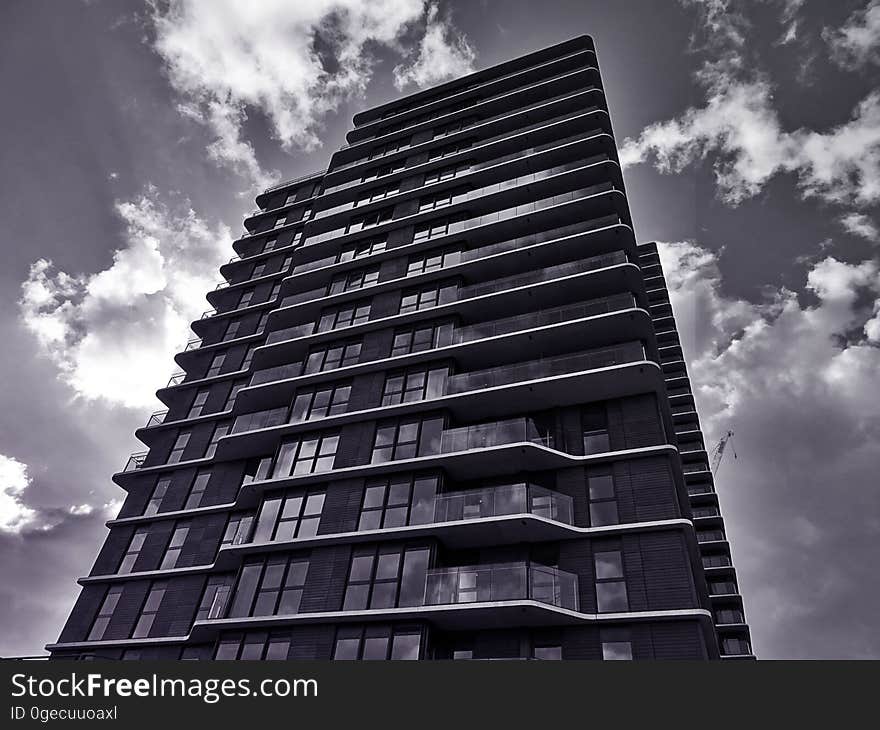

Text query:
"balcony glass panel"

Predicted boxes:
[[424, 563, 578, 611], [432, 483, 572, 524], [440, 417, 552, 453]]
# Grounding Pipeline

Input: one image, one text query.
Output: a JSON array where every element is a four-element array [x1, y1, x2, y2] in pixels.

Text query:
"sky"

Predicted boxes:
[[0, 0, 878, 659]]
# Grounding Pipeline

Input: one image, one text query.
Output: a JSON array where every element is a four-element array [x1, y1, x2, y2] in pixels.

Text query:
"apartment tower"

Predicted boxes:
[[49, 36, 753, 660]]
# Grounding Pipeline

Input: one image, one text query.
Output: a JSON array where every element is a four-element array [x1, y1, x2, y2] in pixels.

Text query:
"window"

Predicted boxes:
[[333, 626, 421, 660], [223, 319, 242, 342], [702, 553, 731, 568], [602, 641, 633, 660], [722, 637, 751, 655], [119, 527, 148, 573], [532, 646, 563, 660], [338, 238, 386, 263], [316, 302, 371, 332], [347, 207, 393, 234], [274, 215, 287, 229], [215, 631, 292, 660], [355, 182, 399, 206], [382, 365, 447, 405], [256, 311, 269, 333], [362, 160, 405, 183], [220, 513, 255, 548], [160, 523, 190, 569], [368, 136, 410, 160], [581, 404, 610, 454], [87, 586, 123, 641], [281, 255, 293, 271], [291, 230, 303, 247], [390, 321, 454, 356], [427, 138, 472, 162], [184, 470, 211, 510], [413, 218, 452, 242], [143, 477, 170, 516], [263, 238, 277, 253], [358, 474, 439, 530], [225, 379, 247, 411], [424, 163, 468, 184], [304, 341, 362, 374], [241, 345, 257, 371], [206, 353, 226, 378], [131, 581, 167, 639], [406, 249, 460, 275], [594, 550, 628, 612], [269, 282, 281, 300], [272, 432, 340, 477], [188, 388, 210, 418], [399, 281, 457, 313], [328, 267, 380, 295], [716, 608, 745, 624], [290, 383, 352, 422], [418, 189, 455, 211], [196, 575, 234, 621], [588, 469, 618, 526], [205, 421, 230, 459], [238, 289, 254, 309], [709, 580, 737, 595], [242, 456, 273, 486], [698, 529, 726, 543], [371, 415, 444, 463], [252, 262, 266, 278], [168, 431, 191, 463], [253, 490, 326, 542], [228, 555, 310, 617], [343, 544, 430, 610]]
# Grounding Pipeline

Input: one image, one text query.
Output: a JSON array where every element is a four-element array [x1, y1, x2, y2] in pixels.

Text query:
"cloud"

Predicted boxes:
[[621, 70, 880, 208], [840, 212, 880, 241], [393, 2, 475, 89], [824, 0, 880, 69], [659, 241, 880, 657], [147, 0, 476, 188], [19, 186, 231, 409], [0, 455, 37, 533]]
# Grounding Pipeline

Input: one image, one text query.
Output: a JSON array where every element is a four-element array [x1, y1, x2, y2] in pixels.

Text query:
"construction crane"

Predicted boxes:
[[710, 430, 737, 474]]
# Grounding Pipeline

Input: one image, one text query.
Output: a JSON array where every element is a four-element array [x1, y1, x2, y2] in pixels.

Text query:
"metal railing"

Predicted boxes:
[[123, 452, 148, 472], [145, 410, 169, 428]]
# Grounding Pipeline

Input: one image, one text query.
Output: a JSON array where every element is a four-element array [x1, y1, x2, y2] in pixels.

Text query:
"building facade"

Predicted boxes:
[[48, 36, 752, 660]]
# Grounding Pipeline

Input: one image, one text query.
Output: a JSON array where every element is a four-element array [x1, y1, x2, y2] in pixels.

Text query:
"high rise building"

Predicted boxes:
[[49, 35, 752, 660]]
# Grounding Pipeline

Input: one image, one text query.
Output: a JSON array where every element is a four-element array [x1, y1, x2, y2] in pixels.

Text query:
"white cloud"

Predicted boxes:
[[19, 186, 231, 409], [147, 0, 476, 188], [0, 455, 37, 533], [393, 2, 475, 89], [824, 0, 880, 69], [621, 81, 880, 208], [840, 212, 880, 241], [658, 241, 880, 657]]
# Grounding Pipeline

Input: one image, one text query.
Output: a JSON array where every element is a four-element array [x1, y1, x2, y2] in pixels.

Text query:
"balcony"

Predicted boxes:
[[166, 371, 186, 387], [184, 337, 202, 352], [249, 362, 303, 387], [144, 410, 168, 428], [440, 416, 552, 453], [446, 342, 645, 396], [433, 483, 572, 525], [123, 452, 148, 472], [425, 562, 579, 611]]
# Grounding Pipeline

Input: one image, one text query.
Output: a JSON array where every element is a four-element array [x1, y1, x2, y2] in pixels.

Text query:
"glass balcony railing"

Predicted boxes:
[[123, 452, 148, 472], [306, 161, 614, 248], [184, 337, 202, 352], [425, 562, 579, 611], [445, 342, 646, 395], [454, 293, 636, 343], [433, 483, 572, 525], [144, 410, 169, 428], [263, 292, 636, 355], [329, 65, 598, 173], [165, 372, 186, 387], [314, 127, 605, 221], [440, 416, 552, 453], [458, 250, 625, 301], [249, 362, 303, 387]]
